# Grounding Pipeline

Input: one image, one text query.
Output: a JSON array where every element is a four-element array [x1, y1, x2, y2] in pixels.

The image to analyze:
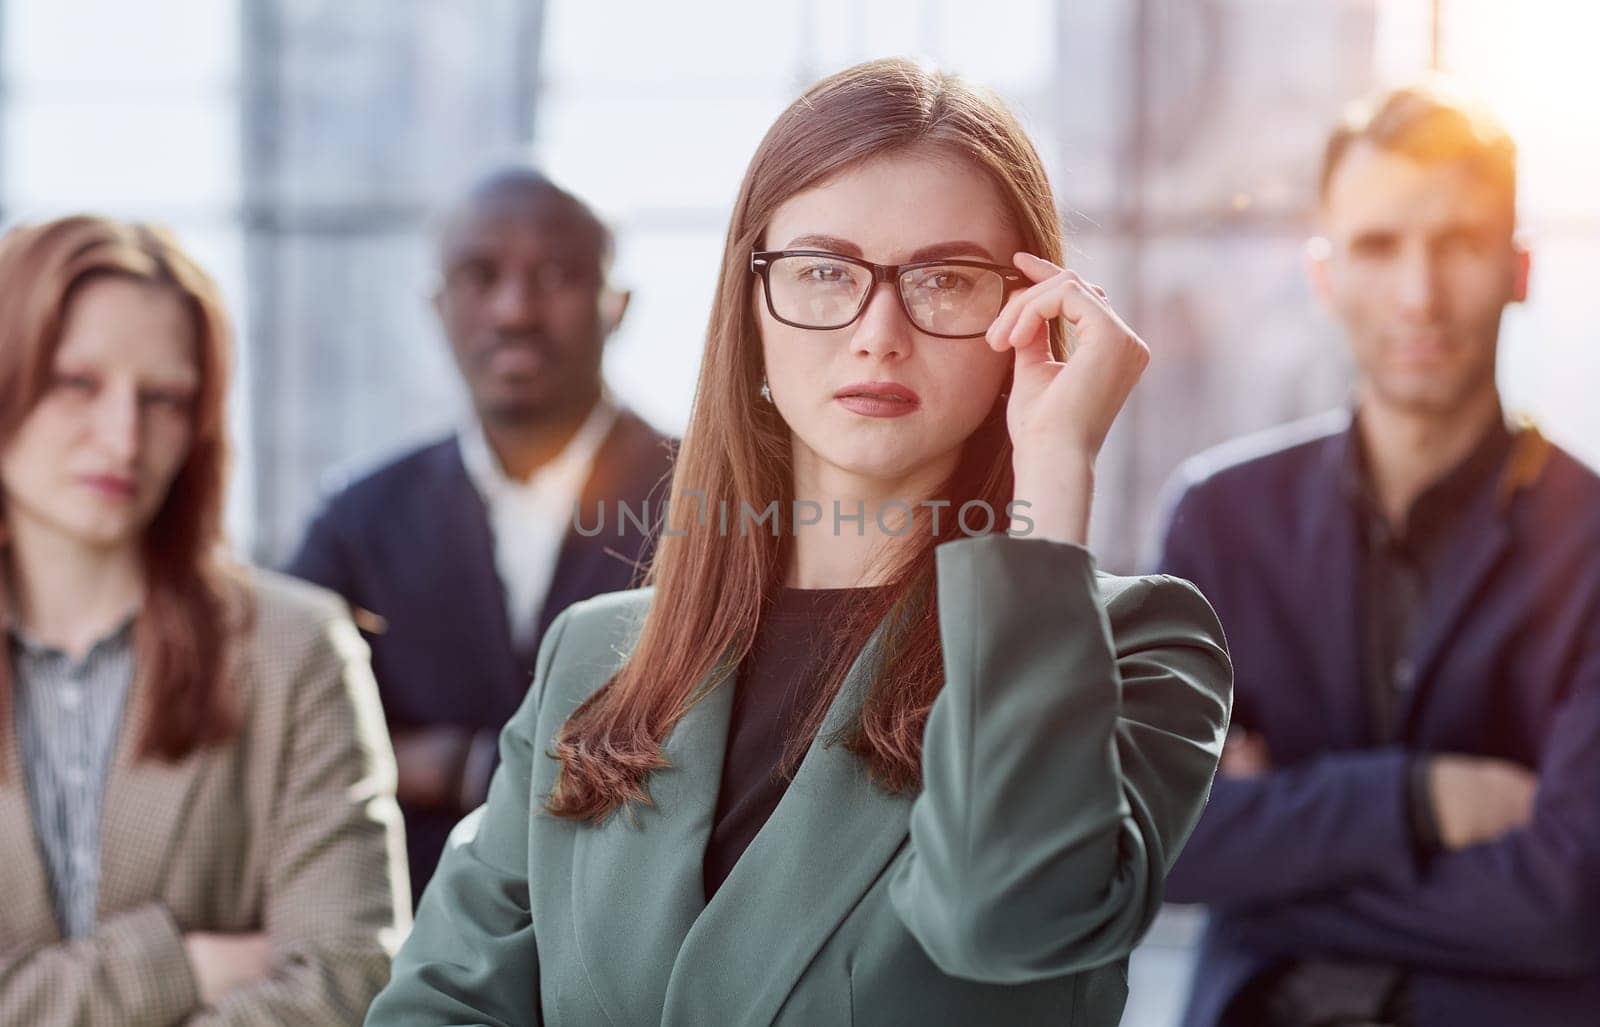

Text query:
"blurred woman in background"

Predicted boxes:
[[0, 215, 408, 1024]]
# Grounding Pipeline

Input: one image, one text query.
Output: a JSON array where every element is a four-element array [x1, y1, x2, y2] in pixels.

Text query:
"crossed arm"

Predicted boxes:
[[1158, 484, 1600, 979]]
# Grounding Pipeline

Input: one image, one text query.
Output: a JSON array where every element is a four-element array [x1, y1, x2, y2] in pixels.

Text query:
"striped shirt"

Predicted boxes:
[[9, 616, 136, 940]]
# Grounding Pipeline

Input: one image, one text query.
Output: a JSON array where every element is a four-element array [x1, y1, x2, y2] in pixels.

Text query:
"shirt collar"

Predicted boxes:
[[459, 386, 620, 502], [1342, 404, 1516, 545], [7, 609, 138, 662]]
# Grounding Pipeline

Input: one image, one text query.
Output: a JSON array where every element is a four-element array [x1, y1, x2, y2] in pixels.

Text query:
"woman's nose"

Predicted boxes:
[[91, 385, 141, 464], [850, 282, 912, 358]]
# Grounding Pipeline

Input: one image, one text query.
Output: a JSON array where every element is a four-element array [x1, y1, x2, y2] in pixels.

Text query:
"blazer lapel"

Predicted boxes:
[[0, 714, 61, 947], [567, 656, 738, 1026], [97, 668, 206, 920], [661, 612, 914, 1027], [1296, 428, 1371, 748]]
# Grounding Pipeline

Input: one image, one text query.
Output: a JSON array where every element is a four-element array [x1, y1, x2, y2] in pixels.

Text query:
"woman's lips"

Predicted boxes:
[[835, 394, 920, 418], [80, 474, 137, 500], [833, 381, 921, 418]]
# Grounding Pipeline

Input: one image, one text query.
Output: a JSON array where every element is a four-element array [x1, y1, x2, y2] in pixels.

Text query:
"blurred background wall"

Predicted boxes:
[[1, 2, 1596, 1022]]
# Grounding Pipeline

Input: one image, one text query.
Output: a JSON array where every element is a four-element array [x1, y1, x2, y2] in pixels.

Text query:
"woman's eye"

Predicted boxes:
[[140, 389, 194, 413], [917, 270, 972, 293], [51, 373, 98, 395], [798, 263, 851, 284]]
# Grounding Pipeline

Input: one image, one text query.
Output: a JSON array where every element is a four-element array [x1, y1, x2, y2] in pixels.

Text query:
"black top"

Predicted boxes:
[[702, 584, 891, 902]]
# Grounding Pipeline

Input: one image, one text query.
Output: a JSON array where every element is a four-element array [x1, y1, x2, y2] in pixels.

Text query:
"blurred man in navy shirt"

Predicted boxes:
[[1158, 83, 1600, 1027]]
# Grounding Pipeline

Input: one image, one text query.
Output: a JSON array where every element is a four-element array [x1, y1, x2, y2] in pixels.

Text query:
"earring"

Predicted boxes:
[[759, 374, 772, 402]]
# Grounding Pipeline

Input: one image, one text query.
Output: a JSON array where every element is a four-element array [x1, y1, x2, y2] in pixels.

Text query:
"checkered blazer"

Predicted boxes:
[[0, 568, 411, 1025]]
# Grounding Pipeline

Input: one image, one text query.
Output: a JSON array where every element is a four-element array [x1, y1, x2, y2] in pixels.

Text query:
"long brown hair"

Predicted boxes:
[[548, 59, 1067, 821], [0, 215, 240, 764]]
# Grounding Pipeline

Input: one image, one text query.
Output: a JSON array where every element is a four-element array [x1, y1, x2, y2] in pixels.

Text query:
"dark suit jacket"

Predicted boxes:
[[1157, 410, 1600, 1027], [365, 535, 1232, 1026], [285, 406, 675, 898]]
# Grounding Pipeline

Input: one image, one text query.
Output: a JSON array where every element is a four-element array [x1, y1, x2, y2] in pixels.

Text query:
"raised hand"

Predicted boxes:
[[985, 252, 1150, 545]]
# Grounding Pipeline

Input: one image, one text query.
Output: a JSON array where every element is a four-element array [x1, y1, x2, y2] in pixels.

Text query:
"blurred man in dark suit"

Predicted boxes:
[[287, 167, 675, 901], [1158, 83, 1600, 1026]]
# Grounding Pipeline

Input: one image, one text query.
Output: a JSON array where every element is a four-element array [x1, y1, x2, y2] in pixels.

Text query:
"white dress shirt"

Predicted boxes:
[[458, 389, 618, 651]]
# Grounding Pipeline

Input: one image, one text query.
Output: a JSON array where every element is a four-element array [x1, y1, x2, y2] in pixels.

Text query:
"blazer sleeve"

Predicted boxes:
[[1223, 620, 1600, 978], [1163, 751, 1422, 905], [0, 903, 203, 1025], [888, 533, 1232, 983], [362, 605, 575, 1027], [191, 607, 411, 1024], [1156, 481, 1425, 905]]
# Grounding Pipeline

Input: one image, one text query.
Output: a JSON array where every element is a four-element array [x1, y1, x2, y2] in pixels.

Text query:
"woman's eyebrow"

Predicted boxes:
[[906, 240, 1000, 263], [781, 235, 1000, 263], [784, 233, 861, 255]]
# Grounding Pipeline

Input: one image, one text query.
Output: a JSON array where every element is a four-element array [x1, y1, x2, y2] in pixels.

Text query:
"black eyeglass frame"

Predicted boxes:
[[750, 249, 1027, 339]]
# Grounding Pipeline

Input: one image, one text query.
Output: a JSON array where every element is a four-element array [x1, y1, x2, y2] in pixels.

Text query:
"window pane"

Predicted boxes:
[[544, 0, 805, 86], [4, 98, 237, 211], [1498, 237, 1600, 469], [603, 230, 727, 435], [3, 0, 237, 86], [536, 93, 790, 213]]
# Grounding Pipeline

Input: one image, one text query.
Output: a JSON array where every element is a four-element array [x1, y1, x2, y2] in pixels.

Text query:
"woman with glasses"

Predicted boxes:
[[0, 215, 408, 1024], [369, 58, 1231, 1026]]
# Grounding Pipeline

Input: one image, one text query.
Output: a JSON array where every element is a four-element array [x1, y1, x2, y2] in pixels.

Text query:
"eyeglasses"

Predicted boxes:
[[750, 250, 1025, 339]]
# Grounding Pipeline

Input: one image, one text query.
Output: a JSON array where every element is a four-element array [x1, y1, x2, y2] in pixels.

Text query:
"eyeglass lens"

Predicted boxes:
[[765, 254, 1006, 336]]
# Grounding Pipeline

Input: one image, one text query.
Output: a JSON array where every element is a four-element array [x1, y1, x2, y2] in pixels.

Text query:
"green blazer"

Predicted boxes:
[[366, 534, 1231, 1026]]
